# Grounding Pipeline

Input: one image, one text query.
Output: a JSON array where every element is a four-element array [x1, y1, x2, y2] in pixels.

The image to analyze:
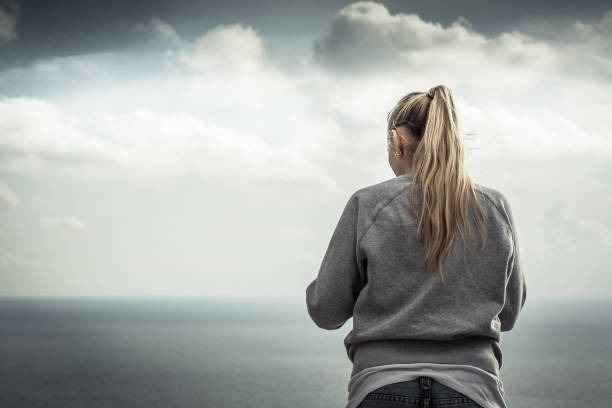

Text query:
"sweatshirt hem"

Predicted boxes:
[[346, 336, 501, 378]]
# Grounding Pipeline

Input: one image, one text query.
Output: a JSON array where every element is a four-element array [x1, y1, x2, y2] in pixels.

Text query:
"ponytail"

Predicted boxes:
[[388, 85, 487, 283]]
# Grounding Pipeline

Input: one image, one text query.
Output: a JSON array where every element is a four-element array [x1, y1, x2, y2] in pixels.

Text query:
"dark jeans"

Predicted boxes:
[[357, 376, 483, 407]]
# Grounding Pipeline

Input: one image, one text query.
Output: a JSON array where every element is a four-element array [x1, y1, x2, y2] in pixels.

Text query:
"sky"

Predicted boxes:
[[0, 0, 611, 298]]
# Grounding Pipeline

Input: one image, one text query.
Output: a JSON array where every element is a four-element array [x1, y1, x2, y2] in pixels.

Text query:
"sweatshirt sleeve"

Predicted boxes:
[[306, 192, 365, 330], [498, 195, 527, 332]]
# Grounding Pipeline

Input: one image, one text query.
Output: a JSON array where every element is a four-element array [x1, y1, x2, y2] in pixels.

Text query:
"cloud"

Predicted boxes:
[[314, 2, 484, 54], [100, 107, 335, 185], [177, 23, 268, 74], [0, 0, 19, 43], [528, 201, 612, 297], [313, 2, 557, 72], [1, 10, 611, 186], [134, 17, 183, 46], [0, 180, 20, 207], [0, 251, 33, 267], [543, 201, 612, 253], [0, 96, 337, 188], [0, 8, 610, 180], [567, 10, 612, 62], [0, 96, 118, 173], [1, 2, 612, 296], [464, 104, 612, 159], [307, 1, 612, 163], [313, 1, 612, 83], [39, 216, 87, 231], [134, 17, 272, 75]]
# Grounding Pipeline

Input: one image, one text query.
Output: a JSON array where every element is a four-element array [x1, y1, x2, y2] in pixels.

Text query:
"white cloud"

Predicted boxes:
[[178, 23, 267, 74], [39, 216, 87, 231], [0, 96, 118, 173], [100, 107, 336, 185], [0, 96, 337, 188], [0, 251, 33, 267], [463, 104, 612, 159], [0, 180, 20, 207]]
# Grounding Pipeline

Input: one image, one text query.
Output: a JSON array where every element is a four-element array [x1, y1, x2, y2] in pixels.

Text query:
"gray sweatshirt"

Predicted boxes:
[[306, 171, 527, 378]]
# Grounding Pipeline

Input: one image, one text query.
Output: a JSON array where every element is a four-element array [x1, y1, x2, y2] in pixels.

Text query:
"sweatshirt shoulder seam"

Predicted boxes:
[[478, 189, 514, 242], [357, 183, 413, 248]]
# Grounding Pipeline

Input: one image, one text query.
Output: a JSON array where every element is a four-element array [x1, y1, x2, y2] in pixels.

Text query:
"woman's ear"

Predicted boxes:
[[391, 129, 402, 153]]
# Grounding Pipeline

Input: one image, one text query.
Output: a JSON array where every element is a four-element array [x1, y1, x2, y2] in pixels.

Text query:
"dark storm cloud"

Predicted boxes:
[[1, 0, 611, 70], [312, 1, 612, 80], [0, 0, 346, 69], [0, 0, 19, 42]]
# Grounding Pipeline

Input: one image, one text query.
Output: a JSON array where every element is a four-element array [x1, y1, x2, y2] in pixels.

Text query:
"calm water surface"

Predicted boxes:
[[0, 297, 610, 408]]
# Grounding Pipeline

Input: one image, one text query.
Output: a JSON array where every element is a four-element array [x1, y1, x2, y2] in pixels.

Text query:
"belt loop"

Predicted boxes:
[[420, 376, 432, 407]]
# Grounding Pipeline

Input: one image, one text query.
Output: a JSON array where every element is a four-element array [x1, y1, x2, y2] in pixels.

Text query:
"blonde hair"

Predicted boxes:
[[387, 85, 487, 283]]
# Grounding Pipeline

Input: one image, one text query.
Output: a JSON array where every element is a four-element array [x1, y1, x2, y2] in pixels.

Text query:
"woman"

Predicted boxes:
[[305, 85, 527, 408]]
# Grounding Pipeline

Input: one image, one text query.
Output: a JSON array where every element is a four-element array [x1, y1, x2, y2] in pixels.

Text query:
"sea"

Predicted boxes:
[[0, 296, 610, 408]]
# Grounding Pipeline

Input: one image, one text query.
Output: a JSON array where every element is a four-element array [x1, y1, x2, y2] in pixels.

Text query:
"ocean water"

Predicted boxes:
[[0, 297, 610, 408]]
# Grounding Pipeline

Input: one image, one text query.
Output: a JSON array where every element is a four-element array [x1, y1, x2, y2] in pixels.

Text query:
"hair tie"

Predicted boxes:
[[427, 87, 435, 99]]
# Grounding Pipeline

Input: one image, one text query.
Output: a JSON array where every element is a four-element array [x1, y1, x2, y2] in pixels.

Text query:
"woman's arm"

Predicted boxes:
[[306, 193, 365, 330]]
